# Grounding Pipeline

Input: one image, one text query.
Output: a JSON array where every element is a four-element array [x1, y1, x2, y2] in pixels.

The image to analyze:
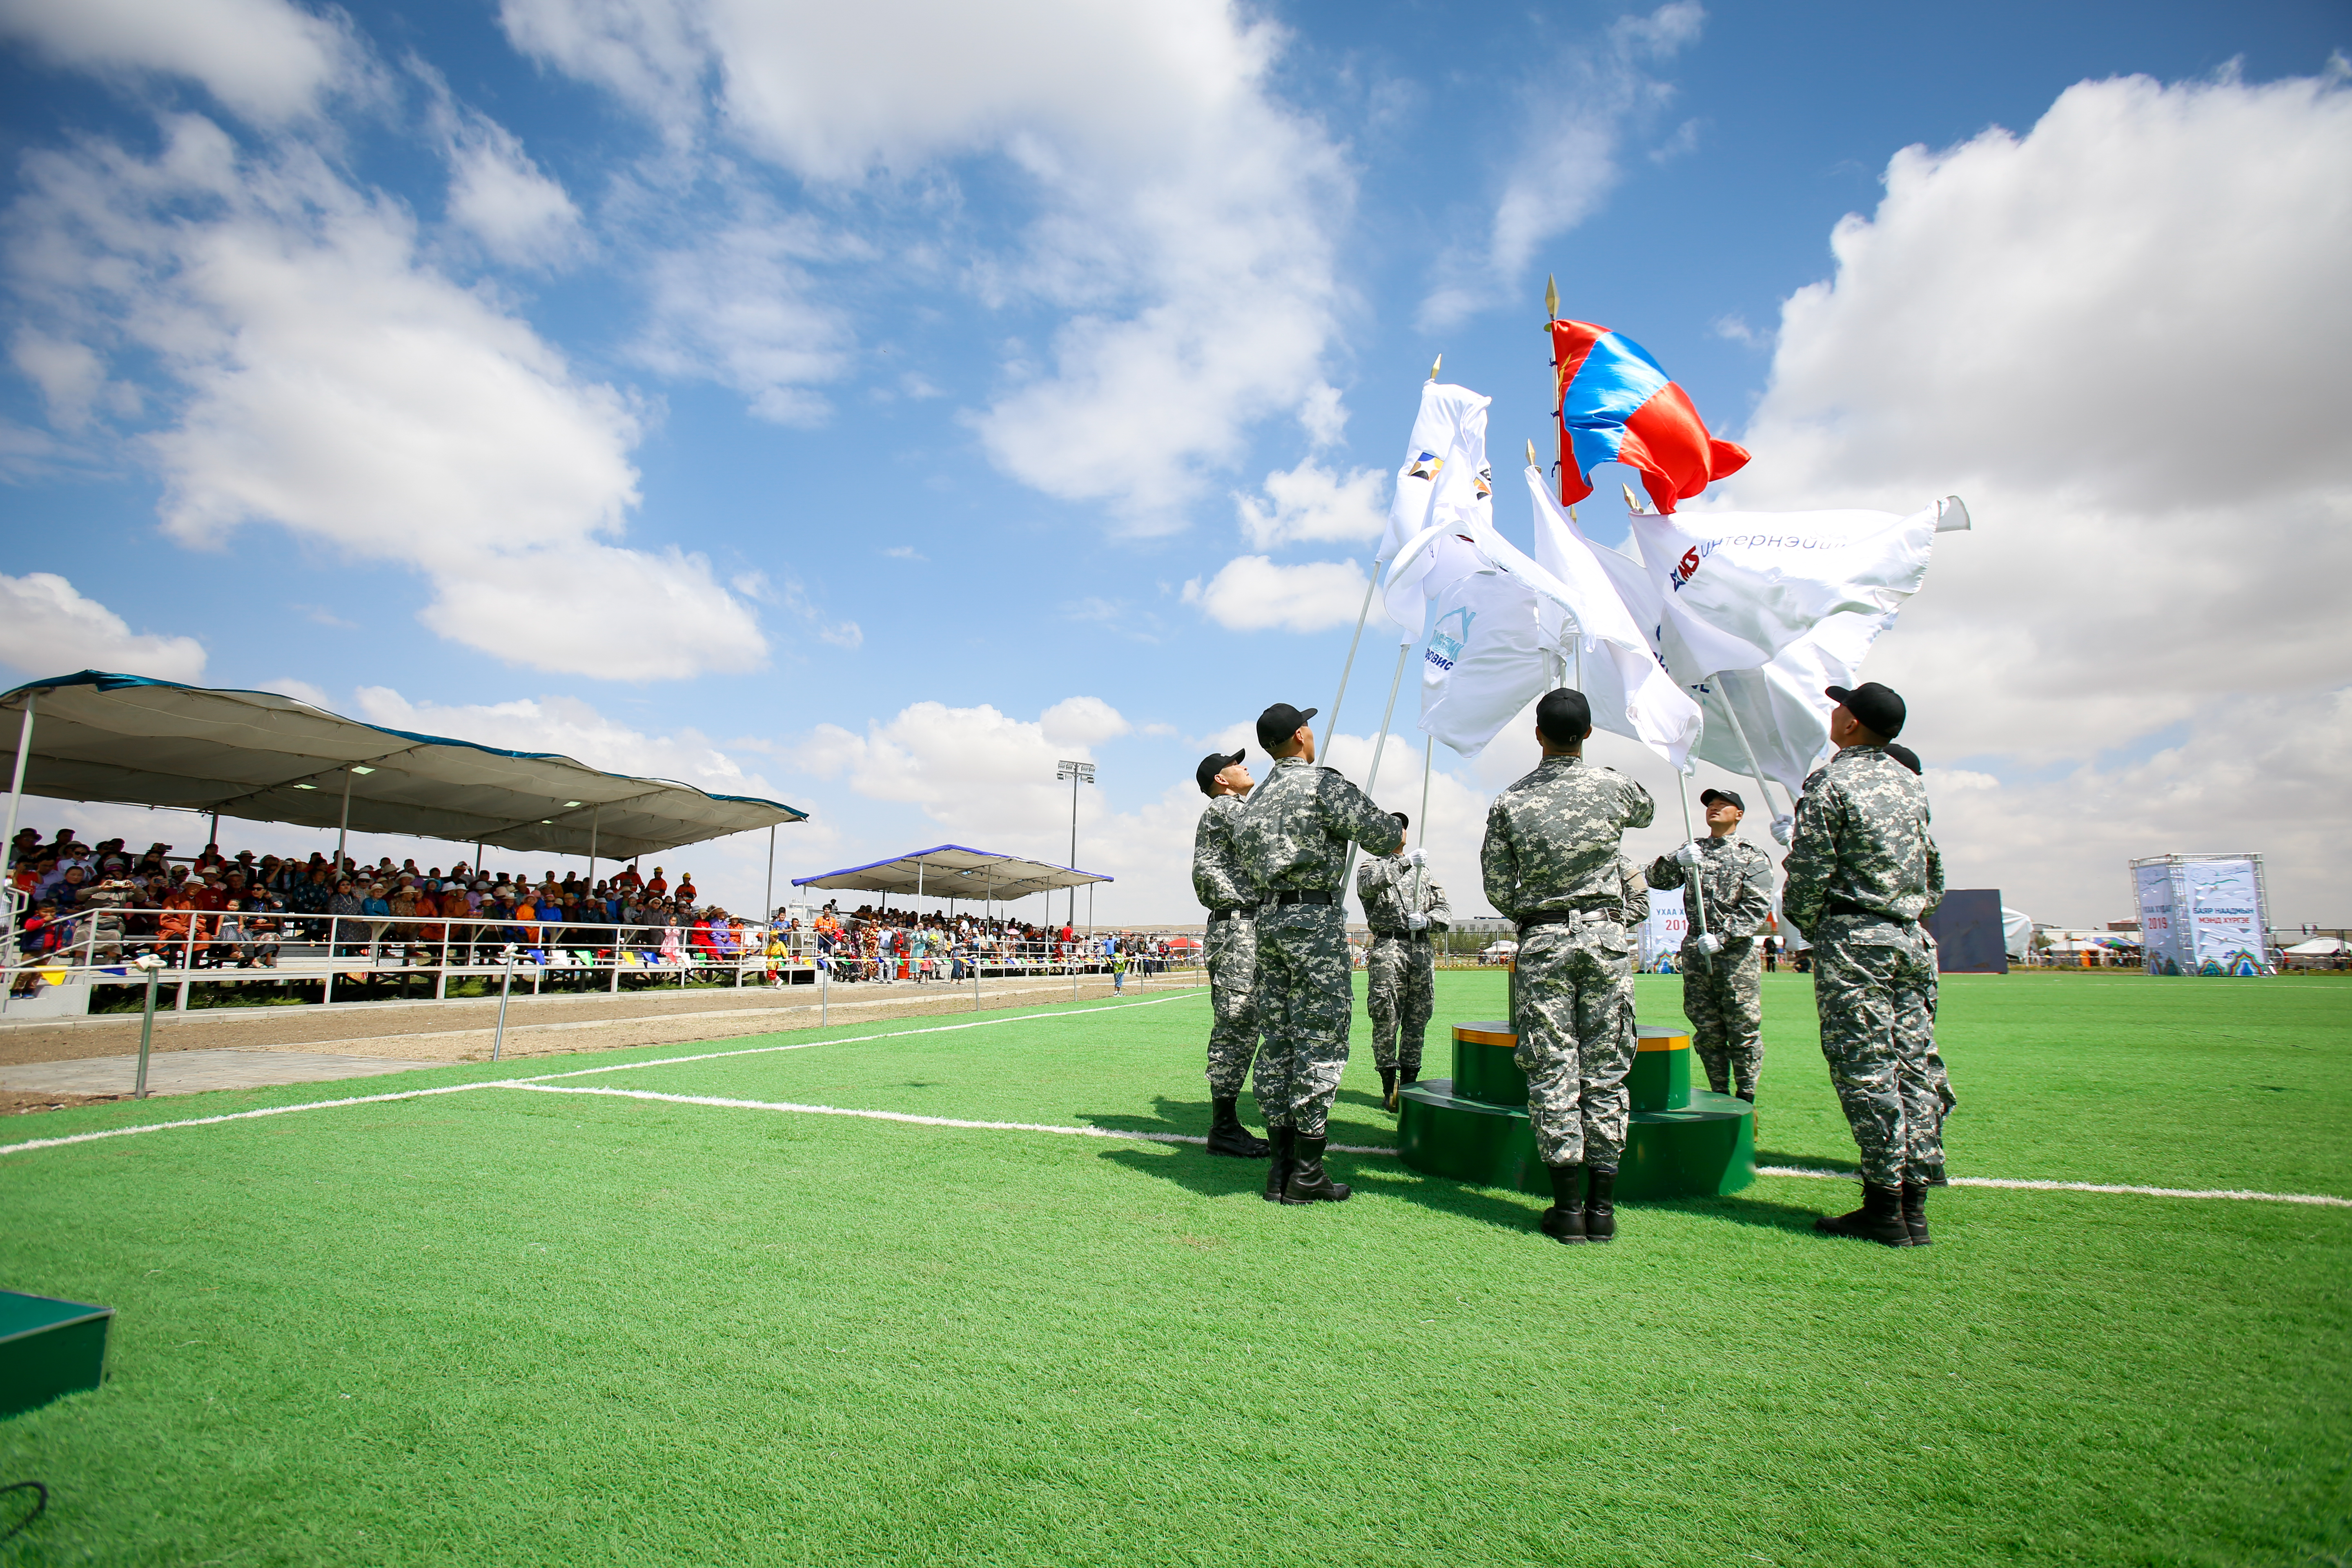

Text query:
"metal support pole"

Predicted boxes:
[[820, 951, 829, 1026], [764, 825, 776, 924], [1321, 560, 1383, 757], [586, 804, 599, 889], [493, 945, 515, 1061], [334, 768, 354, 870], [134, 959, 160, 1098], [0, 697, 34, 963]]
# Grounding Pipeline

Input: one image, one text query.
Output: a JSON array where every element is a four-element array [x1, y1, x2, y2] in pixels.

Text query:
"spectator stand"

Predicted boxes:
[[2, 670, 808, 1016], [791, 845, 1131, 991]]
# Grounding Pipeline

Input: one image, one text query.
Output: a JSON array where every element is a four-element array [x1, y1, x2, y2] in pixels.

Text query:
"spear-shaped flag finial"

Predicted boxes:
[[1544, 273, 1559, 321], [1429, 353, 1443, 382], [1621, 481, 1647, 515], [1526, 438, 1538, 468]]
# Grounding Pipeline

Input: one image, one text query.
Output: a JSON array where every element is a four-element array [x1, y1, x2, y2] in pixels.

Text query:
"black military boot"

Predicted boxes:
[[1378, 1065, 1398, 1111], [1900, 1181, 1932, 1246], [1261, 1125, 1294, 1202], [1813, 1182, 1909, 1246], [1583, 1165, 1619, 1242], [1205, 1096, 1271, 1158], [1281, 1135, 1352, 1203], [1539, 1163, 1587, 1244]]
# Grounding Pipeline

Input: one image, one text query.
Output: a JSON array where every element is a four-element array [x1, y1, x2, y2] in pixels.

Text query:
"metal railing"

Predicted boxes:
[[2, 906, 1201, 1016]]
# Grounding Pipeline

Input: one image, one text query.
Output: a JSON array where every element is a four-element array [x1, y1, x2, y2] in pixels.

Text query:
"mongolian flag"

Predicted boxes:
[[1550, 319, 1749, 514]]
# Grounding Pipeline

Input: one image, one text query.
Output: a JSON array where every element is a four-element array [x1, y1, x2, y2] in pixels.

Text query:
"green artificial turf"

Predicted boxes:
[[2, 973, 2347, 1566]]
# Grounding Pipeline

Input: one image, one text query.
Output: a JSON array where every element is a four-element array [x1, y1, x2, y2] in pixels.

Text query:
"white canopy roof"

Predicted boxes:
[[2283, 937, 2345, 955], [793, 844, 1109, 903], [2, 671, 807, 860]]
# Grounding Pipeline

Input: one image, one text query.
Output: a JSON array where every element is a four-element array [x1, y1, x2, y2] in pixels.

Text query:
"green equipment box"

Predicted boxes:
[[1, 1290, 113, 1418]]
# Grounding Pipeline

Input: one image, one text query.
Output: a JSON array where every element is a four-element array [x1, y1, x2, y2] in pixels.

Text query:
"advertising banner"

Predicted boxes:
[[2135, 857, 2269, 975], [2134, 863, 2187, 974], [1640, 887, 1687, 969], [2182, 858, 2267, 975]]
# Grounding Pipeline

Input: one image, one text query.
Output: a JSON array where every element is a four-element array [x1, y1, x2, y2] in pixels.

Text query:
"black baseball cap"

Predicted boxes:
[[1196, 750, 1245, 795], [1884, 742, 1922, 775], [1255, 703, 1317, 749], [1825, 681, 1905, 739], [1699, 787, 1745, 813], [1535, 688, 1591, 746]]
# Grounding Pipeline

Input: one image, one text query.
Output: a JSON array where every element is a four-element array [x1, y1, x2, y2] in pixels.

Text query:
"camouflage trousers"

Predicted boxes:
[[1681, 937, 1763, 1097], [1512, 920, 1639, 1168], [1252, 903, 1354, 1138], [1365, 935, 1435, 1076], [1810, 918, 1953, 1186], [1203, 915, 1260, 1099]]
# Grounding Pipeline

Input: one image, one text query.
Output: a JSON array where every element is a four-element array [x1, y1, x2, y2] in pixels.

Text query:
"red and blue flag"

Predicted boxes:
[[1550, 319, 1749, 514]]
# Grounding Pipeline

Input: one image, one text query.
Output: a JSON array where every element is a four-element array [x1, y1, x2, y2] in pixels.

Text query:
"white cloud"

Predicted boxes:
[[1710, 67, 2352, 923], [1234, 458, 1387, 550], [1727, 69, 2352, 766], [9, 329, 111, 430], [0, 572, 207, 681], [503, 0, 1354, 526], [1182, 555, 1368, 633], [633, 209, 852, 425], [0, 0, 363, 122], [1421, 1, 1704, 329], [1040, 696, 1130, 747], [443, 114, 585, 267], [4, 115, 765, 679]]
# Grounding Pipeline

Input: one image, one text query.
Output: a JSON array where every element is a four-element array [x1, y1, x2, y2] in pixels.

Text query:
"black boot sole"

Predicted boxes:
[[1205, 1134, 1271, 1158]]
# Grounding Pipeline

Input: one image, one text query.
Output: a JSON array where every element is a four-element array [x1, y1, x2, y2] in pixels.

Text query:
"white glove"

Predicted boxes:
[[1771, 814, 1795, 846], [1403, 847, 1428, 868], [1697, 932, 1724, 956], [1407, 911, 1430, 930], [1674, 842, 1704, 870]]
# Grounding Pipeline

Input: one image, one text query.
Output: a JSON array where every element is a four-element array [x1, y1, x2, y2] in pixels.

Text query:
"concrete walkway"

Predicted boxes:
[[1, 1049, 434, 1098]]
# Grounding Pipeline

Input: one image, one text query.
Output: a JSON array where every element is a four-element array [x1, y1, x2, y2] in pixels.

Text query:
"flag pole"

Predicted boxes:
[[1713, 692, 1789, 842], [1327, 353, 1443, 759], [1677, 770, 1713, 976], [1340, 637, 1413, 920], [1412, 740, 1433, 916]]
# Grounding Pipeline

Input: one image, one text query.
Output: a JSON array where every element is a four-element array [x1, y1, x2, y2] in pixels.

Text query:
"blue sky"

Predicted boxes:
[[2, 0, 2347, 927]]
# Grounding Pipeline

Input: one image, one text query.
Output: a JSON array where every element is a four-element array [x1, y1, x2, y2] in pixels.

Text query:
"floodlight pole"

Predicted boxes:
[[1055, 760, 1095, 935]]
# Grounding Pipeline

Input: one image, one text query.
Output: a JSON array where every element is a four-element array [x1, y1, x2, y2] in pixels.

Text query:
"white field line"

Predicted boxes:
[[505, 1082, 1397, 1157], [0, 991, 1203, 1158], [1757, 1164, 2352, 1209]]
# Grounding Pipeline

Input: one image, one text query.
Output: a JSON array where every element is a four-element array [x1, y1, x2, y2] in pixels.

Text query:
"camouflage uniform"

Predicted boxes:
[[1480, 757, 1656, 1167], [1782, 746, 1952, 1187], [1234, 757, 1404, 1136], [1355, 852, 1451, 1078], [1646, 836, 1777, 1097], [1191, 793, 1261, 1098]]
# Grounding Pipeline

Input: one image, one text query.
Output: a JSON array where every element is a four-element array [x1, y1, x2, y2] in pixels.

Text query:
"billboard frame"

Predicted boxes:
[[2129, 853, 2272, 976]]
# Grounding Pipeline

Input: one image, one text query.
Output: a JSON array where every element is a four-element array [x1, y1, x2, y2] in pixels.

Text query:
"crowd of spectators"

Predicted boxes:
[[796, 902, 1184, 985], [4, 824, 766, 989]]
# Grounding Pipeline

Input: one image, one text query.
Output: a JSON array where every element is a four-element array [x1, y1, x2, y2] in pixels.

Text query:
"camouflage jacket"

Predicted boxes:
[[1190, 794, 1256, 913], [1356, 853, 1451, 933], [1614, 855, 1653, 928], [1781, 745, 1944, 937], [1480, 755, 1657, 922], [1646, 836, 1777, 943], [1236, 757, 1404, 896]]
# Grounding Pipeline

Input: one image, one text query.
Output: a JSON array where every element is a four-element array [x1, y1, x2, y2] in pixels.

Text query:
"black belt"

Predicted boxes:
[[1369, 928, 1430, 942], [1823, 898, 1894, 921], [1265, 890, 1333, 908], [1205, 908, 1252, 924], [1517, 907, 1623, 934]]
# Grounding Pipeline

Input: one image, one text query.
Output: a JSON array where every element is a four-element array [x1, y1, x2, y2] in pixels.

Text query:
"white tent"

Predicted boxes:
[[2283, 937, 2345, 956], [2002, 906, 2034, 960], [793, 844, 1109, 905]]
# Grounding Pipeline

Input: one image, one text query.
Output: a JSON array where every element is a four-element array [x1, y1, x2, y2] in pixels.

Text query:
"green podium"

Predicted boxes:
[[1396, 1021, 1755, 1200]]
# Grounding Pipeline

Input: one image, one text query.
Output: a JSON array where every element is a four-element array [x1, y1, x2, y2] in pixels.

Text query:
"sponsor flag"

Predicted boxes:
[[1380, 382, 1494, 639], [1624, 498, 1959, 677], [1551, 319, 1748, 514]]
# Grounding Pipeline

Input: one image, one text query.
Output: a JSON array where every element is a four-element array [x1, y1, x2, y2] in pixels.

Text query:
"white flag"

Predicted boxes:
[[1518, 468, 1703, 769], [1380, 382, 1494, 640], [1625, 500, 1957, 675]]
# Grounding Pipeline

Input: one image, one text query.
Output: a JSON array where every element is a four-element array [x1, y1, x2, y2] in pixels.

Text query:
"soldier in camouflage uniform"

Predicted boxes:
[[1234, 702, 1404, 1205], [1192, 748, 1271, 1159], [1782, 682, 1949, 1248], [1481, 689, 1656, 1244], [1356, 812, 1451, 1111], [1645, 787, 1778, 1100]]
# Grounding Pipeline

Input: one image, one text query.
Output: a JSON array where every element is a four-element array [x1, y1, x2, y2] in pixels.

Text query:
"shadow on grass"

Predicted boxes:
[[1760, 1147, 1859, 1175]]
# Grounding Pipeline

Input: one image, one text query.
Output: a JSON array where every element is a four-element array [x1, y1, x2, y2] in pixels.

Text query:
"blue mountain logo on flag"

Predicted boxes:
[[1426, 606, 1476, 673]]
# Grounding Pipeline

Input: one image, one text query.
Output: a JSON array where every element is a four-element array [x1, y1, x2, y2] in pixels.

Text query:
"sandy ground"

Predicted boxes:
[[0, 971, 1206, 1080]]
